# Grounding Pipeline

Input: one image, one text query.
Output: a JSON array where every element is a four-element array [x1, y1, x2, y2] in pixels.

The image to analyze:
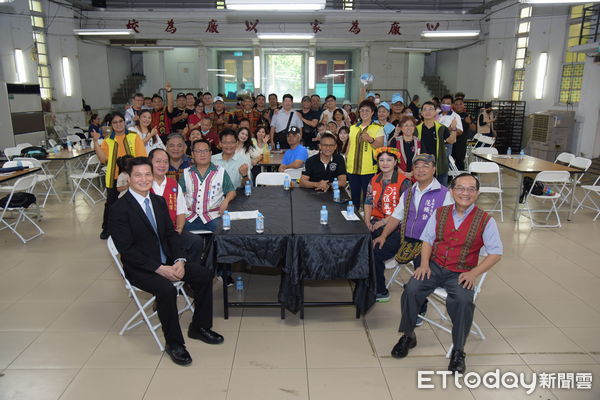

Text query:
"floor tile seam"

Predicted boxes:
[[362, 316, 397, 400], [0, 330, 43, 375], [224, 307, 247, 399]]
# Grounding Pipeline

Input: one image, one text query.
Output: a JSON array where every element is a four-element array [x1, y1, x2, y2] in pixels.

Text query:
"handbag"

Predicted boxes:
[[394, 187, 422, 263], [275, 111, 295, 149]]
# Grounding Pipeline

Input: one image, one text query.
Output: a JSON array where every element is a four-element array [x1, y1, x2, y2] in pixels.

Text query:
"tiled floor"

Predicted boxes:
[[1, 171, 599, 399]]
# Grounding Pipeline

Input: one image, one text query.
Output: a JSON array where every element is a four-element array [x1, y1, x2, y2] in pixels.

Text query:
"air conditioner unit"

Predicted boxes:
[[524, 110, 575, 161]]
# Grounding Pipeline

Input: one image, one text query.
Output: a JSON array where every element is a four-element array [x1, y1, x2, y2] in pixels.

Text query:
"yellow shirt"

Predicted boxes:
[[101, 134, 147, 179], [346, 122, 384, 175]]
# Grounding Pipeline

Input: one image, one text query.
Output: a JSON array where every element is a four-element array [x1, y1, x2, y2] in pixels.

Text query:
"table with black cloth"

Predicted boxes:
[[210, 186, 376, 319]]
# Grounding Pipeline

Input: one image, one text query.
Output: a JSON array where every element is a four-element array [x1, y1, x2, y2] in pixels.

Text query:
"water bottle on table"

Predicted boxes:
[[519, 149, 525, 158], [320, 205, 328, 225], [333, 188, 340, 202], [332, 178, 339, 191], [276, 142, 280, 151], [256, 212, 264, 234], [222, 211, 231, 230], [283, 175, 290, 191], [507, 147, 512, 156], [67, 140, 73, 152], [235, 276, 244, 291], [16, 160, 22, 168], [347, 201, 354, 217], [244, 180, 252, 196]]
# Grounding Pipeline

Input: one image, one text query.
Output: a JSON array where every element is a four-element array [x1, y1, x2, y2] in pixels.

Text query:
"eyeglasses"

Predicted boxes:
[[192, 149, 211, 154], [320, 143, 336, 148], [452, 186, 477, 194], [422, 107, 436, 112], [220, 141, 236, 145]]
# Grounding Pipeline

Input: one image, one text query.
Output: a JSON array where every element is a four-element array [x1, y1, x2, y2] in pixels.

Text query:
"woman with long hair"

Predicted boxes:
[[332, 108, 348, 132], [236, 127, 261, 165], [129, 109, 164, 153], [337, 126, 350, 156], [389, 115, 421, 179]]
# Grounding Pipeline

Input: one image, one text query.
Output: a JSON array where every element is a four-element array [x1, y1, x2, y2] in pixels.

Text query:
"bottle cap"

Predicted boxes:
[[322, 205, 326, 209]]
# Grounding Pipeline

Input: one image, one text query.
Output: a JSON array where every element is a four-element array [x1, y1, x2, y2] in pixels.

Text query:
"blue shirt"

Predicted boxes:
[[375, 121, 396, 146], [282, 144, 309, 165], [420, 204, 503, 255]]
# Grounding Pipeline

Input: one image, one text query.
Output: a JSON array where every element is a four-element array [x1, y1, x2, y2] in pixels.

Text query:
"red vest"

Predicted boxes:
[[151, 177, 179, 227], [432, 205, 490, 273], [370, 169, 408, 220]]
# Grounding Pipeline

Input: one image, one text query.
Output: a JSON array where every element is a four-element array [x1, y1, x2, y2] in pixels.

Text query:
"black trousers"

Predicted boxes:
[[399, 261, 475, 350], [102, 182, 119, 232], [180, 230, 208, 264], [452, 134, 468, 171], [132, 262, 213, 346], [371, 221, 401, 293]]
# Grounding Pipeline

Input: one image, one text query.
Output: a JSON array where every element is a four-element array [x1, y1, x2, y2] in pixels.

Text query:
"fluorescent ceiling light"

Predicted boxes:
[[14, 49, 26, 83], [62, 57, 72, 97], [257, 33, 314, 40], [389, 47, 436, 53], [226, 0, 325, 11], [73, 29, 134, 36], [129, 46, 174, 51], [520, 0, 599, 3], [493, 59, 502, 99], [208, 68, 226, 72], [254, 55, 261, 89], [308, 56, 315, 89], [334, 69, 353, 72], [323, 73, 344, 79], [535, 52, 548, 99], [421, 30, 480, 38], [216, 74, 236, 78]]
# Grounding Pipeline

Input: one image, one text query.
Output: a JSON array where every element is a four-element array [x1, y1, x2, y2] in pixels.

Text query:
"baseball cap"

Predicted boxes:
[[343, 100, 351, 105], [378, 102, 390, 112], [413, 153, 435, 165], [366, 92, 376, 99], [391, 93, 404, 104], [214, 96, 224, 103], [176, 92, 186, 98], [287, 126, 301, 135]]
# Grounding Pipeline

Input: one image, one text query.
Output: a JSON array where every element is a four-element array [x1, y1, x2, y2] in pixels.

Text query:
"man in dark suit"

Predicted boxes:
[[109, 157, 223, 366]]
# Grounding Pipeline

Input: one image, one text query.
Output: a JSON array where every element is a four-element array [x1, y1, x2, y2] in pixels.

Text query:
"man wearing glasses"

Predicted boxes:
[[391, 173, 502, 374], [211, 129, 252, 188], [300, 132, 347, 191], [179, 139, 236, 232]]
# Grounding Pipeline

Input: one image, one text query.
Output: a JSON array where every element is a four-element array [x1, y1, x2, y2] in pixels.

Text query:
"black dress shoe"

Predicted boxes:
[[448, 349, 466, 374], [188, 325, 224, 345], [100, 230, 109, 240], [165, 343, 192, 366], [391, 334, 417, 358]]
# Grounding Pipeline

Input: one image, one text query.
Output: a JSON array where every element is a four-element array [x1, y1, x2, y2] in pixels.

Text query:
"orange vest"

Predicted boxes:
[[370, 169, 408, 219], [432, 205, 490, 273], [151, 177, 178, 228]]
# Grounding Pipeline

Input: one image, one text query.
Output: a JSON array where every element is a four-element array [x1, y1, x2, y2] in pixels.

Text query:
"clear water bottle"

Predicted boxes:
[[235, 276, 244, 291], [332, 178, 339, 191], [276, 142, 280, 151], [222, 211, 231, 230], [90, 140, 95, 150], [333, 188, 340, 202], [67, 140, 73, 152], [507, 147, 512, 156], [244, 180, 252, 196], [347, 201, 354, 217], [283, 175, 290, 191], [256, 212, 264, 234], [320, 205, 328, 225], [519, 149, 525, 158], [16, 160, 23, 168]]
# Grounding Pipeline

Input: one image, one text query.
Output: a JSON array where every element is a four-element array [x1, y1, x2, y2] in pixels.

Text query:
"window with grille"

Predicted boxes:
[[29, 0, 53, 99], [559, 4, 591, 104], [511, 6, 531, 101]]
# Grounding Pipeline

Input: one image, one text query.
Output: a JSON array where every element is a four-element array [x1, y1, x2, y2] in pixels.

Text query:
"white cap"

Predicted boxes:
[[214, 96, 224, 103]]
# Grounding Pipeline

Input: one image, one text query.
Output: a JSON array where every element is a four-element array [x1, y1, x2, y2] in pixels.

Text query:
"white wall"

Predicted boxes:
[[139, 51, 163, 97], [77, 41, 111, 110], [366, 43, 408, 102], [436, 49, 459, 95], [107, 47, 131, 100], [407, 53, 430, 100], [456, 42, 486, 99], [577, 57, 600, 158], [165, 48, 200, 92]]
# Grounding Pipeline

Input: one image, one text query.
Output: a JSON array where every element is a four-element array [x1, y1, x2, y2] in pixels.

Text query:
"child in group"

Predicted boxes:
[[115, 155, 133, 198]]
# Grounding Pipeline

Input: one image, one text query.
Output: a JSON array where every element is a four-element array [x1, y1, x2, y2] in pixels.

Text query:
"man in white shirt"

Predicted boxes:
[[212, 129, 252, 188], [319, 94, 351, 126], [125, 93, 145, 128], [270, 93, 303, 149], [438, 95, 463, 159]]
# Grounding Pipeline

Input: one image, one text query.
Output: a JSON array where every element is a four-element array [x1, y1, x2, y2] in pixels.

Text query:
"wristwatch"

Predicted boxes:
[[174, 258, 186, 264]]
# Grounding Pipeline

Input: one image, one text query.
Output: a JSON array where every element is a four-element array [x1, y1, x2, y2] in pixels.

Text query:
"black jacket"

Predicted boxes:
[[108, 191, 185, 283]]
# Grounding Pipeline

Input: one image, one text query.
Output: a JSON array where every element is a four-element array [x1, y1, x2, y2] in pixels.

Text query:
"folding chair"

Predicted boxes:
[[385, 259, 414, 289], [255, 172, 291, 186], [475, 135, 495, 147], [3, 147, 21, 161], [469, 162, 504, 222], [11, 158, 60, 207], [556, 156, 592, 210], [472, 147, 498, 156], [284, 168, 303, 181], [48, 139, 58, 147], [15, 143, 33, 151], [69, 154, 106, 204], [107, 237, 194, 352], [524, 171, 570, 228], [66, 134, 82, 144], [554, 152, 575, 165], [448, 155, 466, 179], [0, 174, 44, 243], [418, 272, 489, 358], [574, 175, 600, 221]]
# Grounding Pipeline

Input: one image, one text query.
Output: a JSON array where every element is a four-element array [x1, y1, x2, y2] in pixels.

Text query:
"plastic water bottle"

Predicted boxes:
[[347, 201, 354, 217], [235, 276, 244, 291], [283, 175, 290, 191], [256, 212, 264, 234], [17, 160, 22, 168], [222, 211, 231, 230], [320, 205, 328, 225], [332, 178, 339, 191], [519, 149, 525, 158], [507, 147, 512, 156], [333, 188, 340, 202], [90, 139, 95, 150], [276, 142, 280, 151], [67, 140, 73, 152], [244, 181, 252, 196]]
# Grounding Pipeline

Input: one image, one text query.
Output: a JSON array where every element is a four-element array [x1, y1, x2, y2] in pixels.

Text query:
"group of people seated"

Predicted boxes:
[[91, 86, 503, 374]]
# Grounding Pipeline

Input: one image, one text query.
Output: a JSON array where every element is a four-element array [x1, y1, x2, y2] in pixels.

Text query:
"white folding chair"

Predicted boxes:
[[255, 172, 291, 186], [284, 168, 303, 180], [3, 147, 21, 160], [69, 155, 106, 204], [11, 158, 60, 207], [554, 152, 575, 165], [472, 147, 498, 156], [475, 135, 495, 147], [574, 175, 600, 221], [448, 155, 466, 179], [66, 134, 82, 143], [0, 174, 44, 243], [15, 143, 33, 151], [48, 138, 58, 147], [385, 259, 414, 289], [469, 162, 504, 222], [419, 272, 489, 358], [557, 156, 592, 210], [524, 171, 570, 228], [107, 237, 194, 352]]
